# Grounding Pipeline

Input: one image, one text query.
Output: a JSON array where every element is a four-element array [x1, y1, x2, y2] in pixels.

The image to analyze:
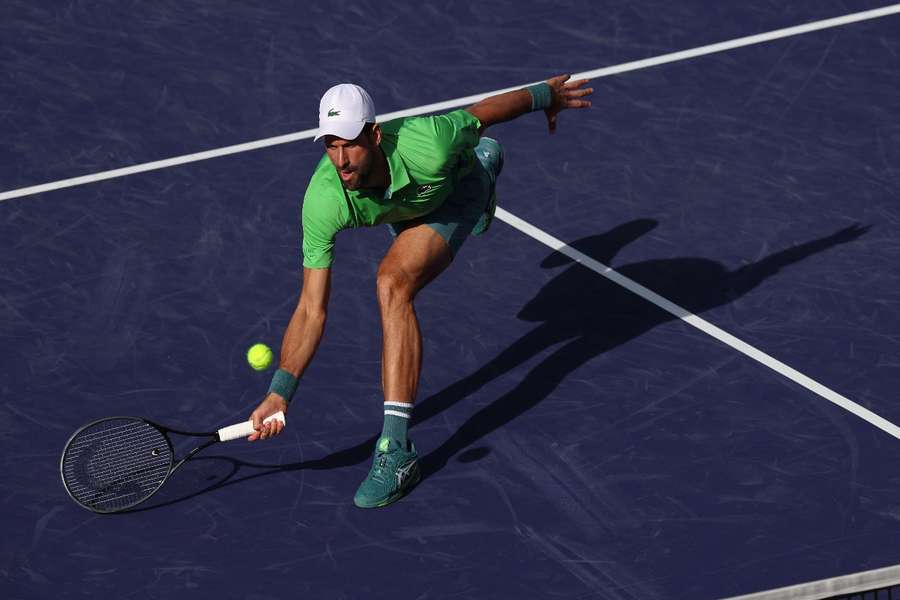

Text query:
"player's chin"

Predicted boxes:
[[339, 171, 361, 189]]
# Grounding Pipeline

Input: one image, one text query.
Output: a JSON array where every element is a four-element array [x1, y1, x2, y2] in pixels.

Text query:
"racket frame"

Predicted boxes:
[[59, 416, 220, 514]]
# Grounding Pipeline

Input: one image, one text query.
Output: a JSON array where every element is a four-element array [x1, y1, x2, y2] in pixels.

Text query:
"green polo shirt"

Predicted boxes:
[[301, 109, 482, 268]]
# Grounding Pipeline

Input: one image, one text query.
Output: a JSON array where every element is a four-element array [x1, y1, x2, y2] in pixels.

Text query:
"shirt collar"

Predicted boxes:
[[381, 136, 410, 194]]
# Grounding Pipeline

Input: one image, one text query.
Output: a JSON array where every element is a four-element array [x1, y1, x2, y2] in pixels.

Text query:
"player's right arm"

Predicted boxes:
[[279, 266, 331, 379], [248, 155, 346, 440], [248, 266, 331, 440]]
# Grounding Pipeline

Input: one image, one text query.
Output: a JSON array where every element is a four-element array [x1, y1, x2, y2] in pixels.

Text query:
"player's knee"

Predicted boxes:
[[376, 268, 414, 308]]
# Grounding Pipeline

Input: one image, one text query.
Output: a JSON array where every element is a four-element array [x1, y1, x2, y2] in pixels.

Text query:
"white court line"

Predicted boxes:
[[2, 7, 899, 439], [720, 563, 900, 599], [496, 208, 900, 441], [2, 4, 899, 203]]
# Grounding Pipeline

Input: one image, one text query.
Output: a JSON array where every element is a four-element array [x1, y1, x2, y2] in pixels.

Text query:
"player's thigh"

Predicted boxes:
[[378, 222, 452, 295]]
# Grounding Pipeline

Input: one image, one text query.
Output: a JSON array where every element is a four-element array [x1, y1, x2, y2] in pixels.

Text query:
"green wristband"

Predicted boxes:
[[268, 368, 298, 403], [525, 82, 553, 111]]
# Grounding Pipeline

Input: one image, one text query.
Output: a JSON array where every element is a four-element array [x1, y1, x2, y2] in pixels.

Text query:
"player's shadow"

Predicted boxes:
[[415, 219, 870, 478], [126, 219, 870, 511]]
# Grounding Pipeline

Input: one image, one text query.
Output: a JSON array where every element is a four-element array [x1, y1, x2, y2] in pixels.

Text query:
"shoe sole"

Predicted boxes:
[[353, 470, 421, 509]]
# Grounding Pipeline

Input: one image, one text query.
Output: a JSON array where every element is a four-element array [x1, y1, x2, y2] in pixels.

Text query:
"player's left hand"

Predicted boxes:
[[544, 74, 593, 134]]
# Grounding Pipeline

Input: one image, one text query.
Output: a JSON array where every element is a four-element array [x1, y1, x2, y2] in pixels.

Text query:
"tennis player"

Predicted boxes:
[[249, 75, 593, 508]]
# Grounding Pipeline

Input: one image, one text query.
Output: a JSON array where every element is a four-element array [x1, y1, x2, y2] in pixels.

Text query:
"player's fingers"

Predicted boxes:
[[564, 78, 590, 89], [567, 99, 592, 109], [546, 74, 571, 88], [247, 431, 260, 442], [566, 87, 594, 98]]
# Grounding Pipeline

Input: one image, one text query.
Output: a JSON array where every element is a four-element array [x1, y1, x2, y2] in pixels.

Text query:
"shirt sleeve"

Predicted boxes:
[[396, 109, 482, 179], [301, 161, 347, 269], [428, 109, 482, 158], [301, 203, 337, 269]]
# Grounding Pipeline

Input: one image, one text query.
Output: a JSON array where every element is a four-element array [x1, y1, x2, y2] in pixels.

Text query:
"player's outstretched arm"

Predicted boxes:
[[465, 74, 593, 135], [249, 267, 331, 440]]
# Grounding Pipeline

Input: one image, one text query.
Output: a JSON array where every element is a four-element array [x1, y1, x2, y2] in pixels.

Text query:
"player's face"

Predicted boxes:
[[324, 126, 379, 190]]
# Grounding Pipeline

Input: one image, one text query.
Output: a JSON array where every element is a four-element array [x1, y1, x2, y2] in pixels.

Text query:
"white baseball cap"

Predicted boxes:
[[314, 83, 376, 142]]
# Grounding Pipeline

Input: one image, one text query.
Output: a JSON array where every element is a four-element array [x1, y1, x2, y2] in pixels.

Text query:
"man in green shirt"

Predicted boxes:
[[249, 74, 593, 508]]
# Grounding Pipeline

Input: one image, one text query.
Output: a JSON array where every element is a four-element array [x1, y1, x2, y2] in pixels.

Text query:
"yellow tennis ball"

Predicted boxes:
[[247, 343, 274, 371]]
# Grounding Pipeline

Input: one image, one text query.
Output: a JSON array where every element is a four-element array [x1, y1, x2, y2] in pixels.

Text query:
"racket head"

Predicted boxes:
[[60, 416, 174, 514]]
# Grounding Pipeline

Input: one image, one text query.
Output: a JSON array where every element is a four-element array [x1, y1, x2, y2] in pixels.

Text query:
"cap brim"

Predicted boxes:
[[313, 120, 366, 142]]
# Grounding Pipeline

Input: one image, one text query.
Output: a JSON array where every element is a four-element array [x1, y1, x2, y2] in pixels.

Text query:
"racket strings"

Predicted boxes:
[[65, 420, 150, 441], [62, 418, 173, 512], [64, 430, 173, 484], [64, 455, 170, 494], [65, 427, 170, 506]]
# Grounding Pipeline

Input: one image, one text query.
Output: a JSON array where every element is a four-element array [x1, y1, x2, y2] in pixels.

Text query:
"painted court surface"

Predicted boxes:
[[2, 2, 900, 598]]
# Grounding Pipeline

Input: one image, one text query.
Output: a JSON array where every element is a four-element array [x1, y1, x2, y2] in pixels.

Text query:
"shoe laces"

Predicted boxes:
[[371, 449, 393, 484]]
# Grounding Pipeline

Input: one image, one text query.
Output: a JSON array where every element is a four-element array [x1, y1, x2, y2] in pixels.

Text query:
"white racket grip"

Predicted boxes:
[[217, 411, 286, 442]]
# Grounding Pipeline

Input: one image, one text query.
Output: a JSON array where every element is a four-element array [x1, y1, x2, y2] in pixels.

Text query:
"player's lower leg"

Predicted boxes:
[[354, 226, 449, 508], [379, 282, 423, 405], [353, 276, 422, 508], [354, 305, 421, 508]]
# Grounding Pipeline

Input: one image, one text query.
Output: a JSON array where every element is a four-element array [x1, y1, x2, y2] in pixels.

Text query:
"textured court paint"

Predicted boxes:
[[0, 3, 895, 438], [0, 4, 890, 438], [495, 207, 900, 441], [4, 3, 900, 600], [2, 4, 899, 203]]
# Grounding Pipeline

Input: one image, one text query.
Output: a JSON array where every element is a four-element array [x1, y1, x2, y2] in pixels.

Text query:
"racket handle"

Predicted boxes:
[[217, 411, 286, 442]]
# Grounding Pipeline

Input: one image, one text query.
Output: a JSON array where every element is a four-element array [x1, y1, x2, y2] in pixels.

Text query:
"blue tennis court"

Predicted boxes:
[[3, 2, 900, 598]]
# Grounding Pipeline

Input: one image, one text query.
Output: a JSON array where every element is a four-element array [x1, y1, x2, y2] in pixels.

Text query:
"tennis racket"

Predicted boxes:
[[60, 411, 285, 514]]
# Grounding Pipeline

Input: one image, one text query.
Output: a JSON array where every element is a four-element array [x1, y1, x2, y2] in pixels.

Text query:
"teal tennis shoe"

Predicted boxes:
[[353, 437, 421, 508], [472, 136, 503, 236]]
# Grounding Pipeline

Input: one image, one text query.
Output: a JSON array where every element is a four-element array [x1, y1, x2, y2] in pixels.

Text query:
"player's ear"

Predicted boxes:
[[370, 122, 382, 146]]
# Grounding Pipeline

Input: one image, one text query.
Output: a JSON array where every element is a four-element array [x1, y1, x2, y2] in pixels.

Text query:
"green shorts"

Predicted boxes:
[[387, 137, 503, 258]]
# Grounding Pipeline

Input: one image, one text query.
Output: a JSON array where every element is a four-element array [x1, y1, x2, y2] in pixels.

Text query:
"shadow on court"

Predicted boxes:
[[416, 219, 868, 477], [128, 219, 869, 511]]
